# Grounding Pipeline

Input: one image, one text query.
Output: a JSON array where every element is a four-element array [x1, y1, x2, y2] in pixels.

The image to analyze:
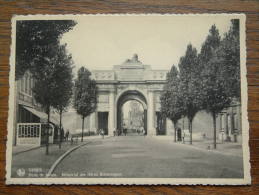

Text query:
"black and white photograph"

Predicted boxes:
[[6, 14, 250, 185]]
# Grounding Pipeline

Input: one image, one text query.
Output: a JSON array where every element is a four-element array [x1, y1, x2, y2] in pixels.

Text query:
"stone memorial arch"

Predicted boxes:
[[89, 55, 172, 136]]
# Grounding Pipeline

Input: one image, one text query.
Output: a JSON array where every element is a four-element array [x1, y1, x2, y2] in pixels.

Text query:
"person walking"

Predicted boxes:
[[113, 128, 116, 136], [65, 130, 69, 141], [182, 131, 185, 144], [143, 129, 146, 137], [101, 129, 104, 139]]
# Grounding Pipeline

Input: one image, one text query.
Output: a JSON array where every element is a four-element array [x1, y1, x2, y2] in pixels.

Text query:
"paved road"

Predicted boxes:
[[54, 136, 243, 178]]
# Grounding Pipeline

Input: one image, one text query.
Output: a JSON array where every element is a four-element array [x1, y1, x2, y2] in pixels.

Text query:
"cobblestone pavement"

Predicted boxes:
[[54, 136, 244, 178]]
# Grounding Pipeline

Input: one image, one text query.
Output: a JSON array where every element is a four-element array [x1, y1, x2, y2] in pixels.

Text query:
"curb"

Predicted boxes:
[[175, 142, 243, 158], [46, 142, 90, 177], [13, 146, 42, 156], [13, 142, 70, 155], [152, 137, 242, 157]]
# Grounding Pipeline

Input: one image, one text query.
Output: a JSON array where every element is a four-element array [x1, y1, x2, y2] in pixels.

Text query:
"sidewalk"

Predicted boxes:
[[178, 139, 243, 157], [190, 139, 243, 157], [11, 135, 108, 178], [13, 145, 41, 155], [12, 135, 108, 155], [154, 136, 243, 157]]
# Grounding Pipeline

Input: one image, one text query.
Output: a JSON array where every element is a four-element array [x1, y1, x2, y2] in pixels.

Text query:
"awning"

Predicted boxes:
[[23, 106, 59, 125]]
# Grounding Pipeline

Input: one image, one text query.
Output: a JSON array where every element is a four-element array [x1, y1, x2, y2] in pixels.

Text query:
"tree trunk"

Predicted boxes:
[[46, 106, 50, 155], [173, 120, 177, 142], [81, 116, 85, 142], [212, 112, 217, 149], [59, 109, 62, 149], [189, 118, 193, 145]]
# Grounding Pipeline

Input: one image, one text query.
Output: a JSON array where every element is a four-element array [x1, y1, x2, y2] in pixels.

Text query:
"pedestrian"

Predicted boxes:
[[177, 127, 181, 141], [143, 129, 146, 137], [65, 130, 69, 141], [61, 128, 64, 143], [70, 135, 74, 145], [101, 129, 104, 139], [113, 128, 116, 136], [141, 127, 144, 135]]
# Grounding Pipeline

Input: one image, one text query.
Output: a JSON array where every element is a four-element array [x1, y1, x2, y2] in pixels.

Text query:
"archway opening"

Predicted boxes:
[[121, 100, 144, 135], [117, 90, 147, 136]]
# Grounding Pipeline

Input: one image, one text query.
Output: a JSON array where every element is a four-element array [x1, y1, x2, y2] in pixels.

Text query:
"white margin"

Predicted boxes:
[[6, 14, 251, 185]]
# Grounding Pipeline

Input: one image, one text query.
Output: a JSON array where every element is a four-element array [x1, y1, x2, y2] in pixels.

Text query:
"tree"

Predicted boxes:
[[217, 19, 240, 99], [199, 25, 221, 66], [201, 54, 231, 149], [199, 24, 231, 149], [74, 67, 97, 142], [33, 44, 68, 155], [160, 65, 183, 142], [15, 20, 76, 80], [51, 45, 74, 149], [17, 20, 76, 154], [178, 44, 202, 145]]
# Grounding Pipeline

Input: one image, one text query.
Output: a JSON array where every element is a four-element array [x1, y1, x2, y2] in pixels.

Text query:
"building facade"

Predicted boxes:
[[85, 54, 242, 143], [13, 71, 59, 146], [217, 100, 242, 143], [88, 54, 172, 136]]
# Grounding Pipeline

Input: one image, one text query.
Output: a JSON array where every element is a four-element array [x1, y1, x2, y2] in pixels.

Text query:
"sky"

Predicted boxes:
[[60, 15, 234, 73]]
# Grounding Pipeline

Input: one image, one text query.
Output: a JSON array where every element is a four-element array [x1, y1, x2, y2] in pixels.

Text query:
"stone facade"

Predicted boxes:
[[89, 55, 169, 136]]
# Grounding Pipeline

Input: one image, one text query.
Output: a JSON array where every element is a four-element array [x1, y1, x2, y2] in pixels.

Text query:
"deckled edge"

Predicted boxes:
[[5, 13, 251, 185], [6, 15, 17, 185]]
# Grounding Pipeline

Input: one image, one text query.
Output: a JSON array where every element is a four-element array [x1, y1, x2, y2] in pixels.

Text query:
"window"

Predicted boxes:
[[219, 114, 222, 130], [227, 114, 232, 135], [29, 76, 32, 96], [21, 77, 25, 92], [25, 74, 28, 94]]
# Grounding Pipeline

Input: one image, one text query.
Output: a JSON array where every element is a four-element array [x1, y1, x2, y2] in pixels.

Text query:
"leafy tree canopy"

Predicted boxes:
[[201, 52, 232, 114], [16, 20, 76, 79], [217, 19, 240, 99], [160, 65, 183, 124], [51, 44, 74, 112], [178, 44, 203, 120], [201, 23, 237, 114], [73, 67, 97, 118], [32, 44, 73, 113], [199, 24, 221, 64]]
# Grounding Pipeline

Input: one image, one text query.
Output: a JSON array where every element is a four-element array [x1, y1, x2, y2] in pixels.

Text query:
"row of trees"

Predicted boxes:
[[17, 20, 98, 154], [161, 19, 240, 149], [16, 20, 76, 154]]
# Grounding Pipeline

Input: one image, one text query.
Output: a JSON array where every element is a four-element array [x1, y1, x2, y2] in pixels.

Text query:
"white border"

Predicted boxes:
[[6, 14, 251, 185]]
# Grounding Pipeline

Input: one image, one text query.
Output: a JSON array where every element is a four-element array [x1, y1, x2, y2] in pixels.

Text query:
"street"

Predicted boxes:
[[53, 136, 244, 178]]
